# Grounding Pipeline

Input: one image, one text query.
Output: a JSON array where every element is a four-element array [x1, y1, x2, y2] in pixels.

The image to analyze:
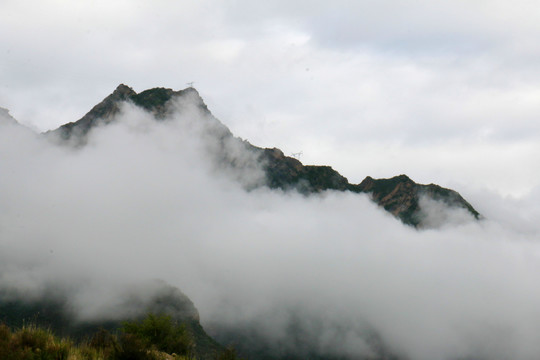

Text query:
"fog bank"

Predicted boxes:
[[1, 104, 540, 359]]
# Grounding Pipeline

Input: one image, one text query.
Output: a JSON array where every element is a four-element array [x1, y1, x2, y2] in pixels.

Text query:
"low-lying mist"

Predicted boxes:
[[1, 102, 540, 360]]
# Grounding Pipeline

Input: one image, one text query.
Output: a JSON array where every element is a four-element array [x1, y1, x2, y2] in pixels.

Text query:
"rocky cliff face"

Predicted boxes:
[[45, 84, 480, 227]]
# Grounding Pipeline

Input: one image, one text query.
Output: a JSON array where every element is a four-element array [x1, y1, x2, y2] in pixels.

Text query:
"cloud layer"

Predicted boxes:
[[2, 104, 540, 359]]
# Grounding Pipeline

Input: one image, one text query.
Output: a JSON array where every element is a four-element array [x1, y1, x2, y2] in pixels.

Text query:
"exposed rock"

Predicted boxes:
[[353, 175, 480, 227], [256, 148, 349, 193], [47, 84, 136, 144]]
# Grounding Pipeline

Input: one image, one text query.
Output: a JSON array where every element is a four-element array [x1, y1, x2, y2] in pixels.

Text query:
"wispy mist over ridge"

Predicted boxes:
[[44, 84, 480, 228], [1, 91, 540, 359]]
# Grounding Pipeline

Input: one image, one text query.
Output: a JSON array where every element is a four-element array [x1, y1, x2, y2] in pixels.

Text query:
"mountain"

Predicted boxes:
[[0, 85, 483, 360], [47, 84, 220, 145], [353, 174, 480, 226], [0, 280, 225, 360], [47, 84, 480, 228]]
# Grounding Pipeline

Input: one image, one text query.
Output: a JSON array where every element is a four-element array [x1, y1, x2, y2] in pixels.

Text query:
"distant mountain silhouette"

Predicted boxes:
[[47, 84, 479, 227]]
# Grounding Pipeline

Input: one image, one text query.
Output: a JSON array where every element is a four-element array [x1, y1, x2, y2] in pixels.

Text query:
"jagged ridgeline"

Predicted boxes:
[[1, 84, 483, 360], [47, 84, 480, 227]]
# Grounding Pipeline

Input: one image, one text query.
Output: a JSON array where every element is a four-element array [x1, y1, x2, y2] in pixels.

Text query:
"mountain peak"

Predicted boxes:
[[45, 85, 480, 227], [113, 83, 136, 97], [48, 84, 208, 144]]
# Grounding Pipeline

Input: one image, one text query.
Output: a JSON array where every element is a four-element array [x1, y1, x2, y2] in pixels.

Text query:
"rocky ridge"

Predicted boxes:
[[47, 84, 480, 227]]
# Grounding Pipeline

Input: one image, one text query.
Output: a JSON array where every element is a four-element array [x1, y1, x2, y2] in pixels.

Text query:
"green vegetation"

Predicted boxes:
[[0, 322, 71, 360], [0, 314, 243, 360], [121, 313, 193, 357]]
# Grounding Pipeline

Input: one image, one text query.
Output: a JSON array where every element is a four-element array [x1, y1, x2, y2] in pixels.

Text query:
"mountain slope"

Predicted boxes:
[[0, 281, 224, 360], [46, 84, 480, 227], [353, 174, 480, 226], [47, 84, 217, 145]]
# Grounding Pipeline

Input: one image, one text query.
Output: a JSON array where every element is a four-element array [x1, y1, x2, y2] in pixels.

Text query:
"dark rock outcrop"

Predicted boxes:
[[352, 175, 480, 227], [258, 148, 349, 193]]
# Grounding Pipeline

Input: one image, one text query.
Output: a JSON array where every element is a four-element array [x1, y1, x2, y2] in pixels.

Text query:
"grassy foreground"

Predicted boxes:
[[0, 313, 241, 360]]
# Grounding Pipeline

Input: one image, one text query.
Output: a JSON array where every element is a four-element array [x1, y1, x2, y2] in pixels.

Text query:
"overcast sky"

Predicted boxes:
[[2, 0, 540, 196]]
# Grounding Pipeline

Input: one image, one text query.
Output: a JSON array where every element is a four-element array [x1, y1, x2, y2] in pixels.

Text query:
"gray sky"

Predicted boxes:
[[2, 0, 540, 196]]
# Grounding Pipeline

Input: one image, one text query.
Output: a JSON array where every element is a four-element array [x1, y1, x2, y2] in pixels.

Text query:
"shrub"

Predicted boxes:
[[115, 333, 156, 360], [216, 346, 242, 360], [121, 313, 193, 356], [0, 324, 70, 360]]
